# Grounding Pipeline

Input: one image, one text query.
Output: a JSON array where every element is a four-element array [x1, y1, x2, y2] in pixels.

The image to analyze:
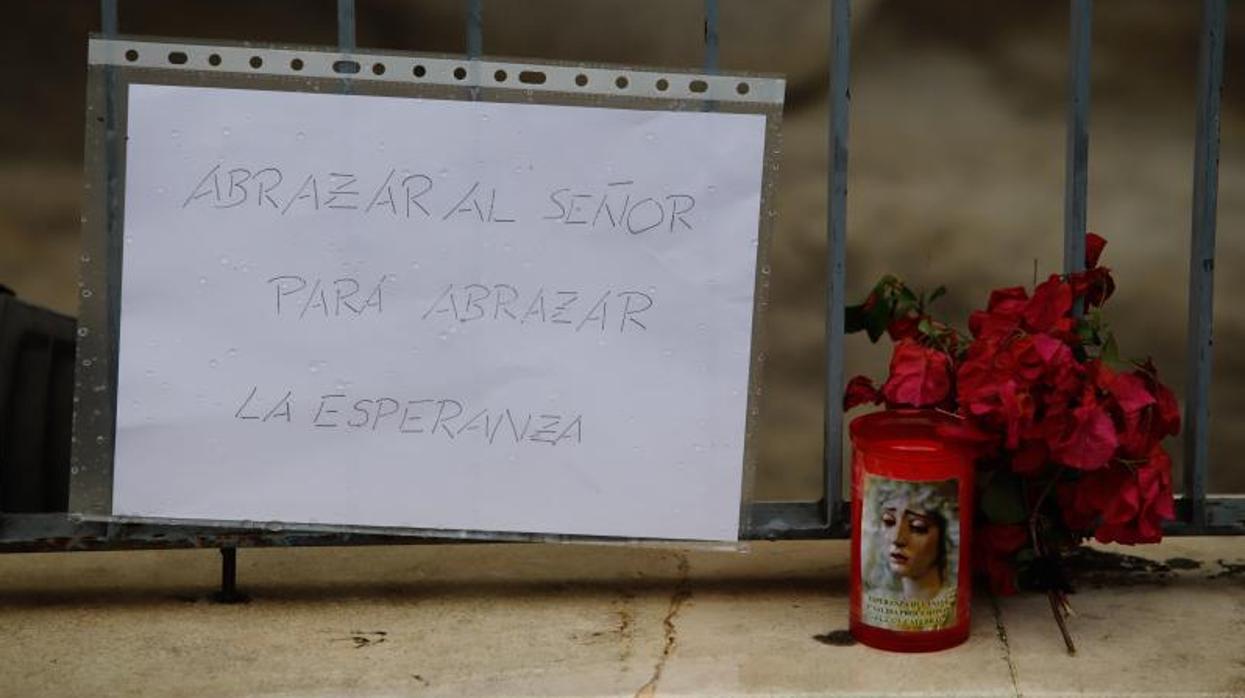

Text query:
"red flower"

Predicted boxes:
[[956, 348, 999, 416], [975, 524, 1030, 595], [1070, 268, 1116, 308], [1011, 439, 1049, 476], [1058, 480, 1097, 532], [1022, 276, 1074, 334], [844, 376, 884, 411], [1154, 380, 1181, 437], [970, 311, 1018, 343], [1005, 336, 1045, 384], [1070, 232, 1116, 307], [881, 340, 953, 408], [1032, 334, 1081, 398], [1087, 359, 1116, 393], [842, 242, 1180, 592], [1136, 361, 1181, 438], [988, 286, 1030, 315], [1117, 411, 1153, 460], [1109, 372, 1156, 415], [981, 523, 1031, 554], [1048, 400, 1118, 470], [997, 380, 1035, 449], [1061, 445, 1175, 544], [1092, 446, 1175, 545], [968, 286, 1029, 341], [1085, 232, 1107, 268], [1113, 366, 1181, 459]]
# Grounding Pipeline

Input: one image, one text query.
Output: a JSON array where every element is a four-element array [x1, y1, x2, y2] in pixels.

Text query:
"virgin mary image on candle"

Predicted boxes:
[[861, 476, 959, 631]]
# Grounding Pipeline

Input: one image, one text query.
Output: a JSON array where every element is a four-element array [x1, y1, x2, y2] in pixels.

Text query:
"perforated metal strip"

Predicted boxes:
[[87, 38, 785, 105]]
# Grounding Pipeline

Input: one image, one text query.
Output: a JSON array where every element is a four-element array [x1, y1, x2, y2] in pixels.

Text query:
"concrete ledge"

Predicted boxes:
[[0, 538, 1241, 696]]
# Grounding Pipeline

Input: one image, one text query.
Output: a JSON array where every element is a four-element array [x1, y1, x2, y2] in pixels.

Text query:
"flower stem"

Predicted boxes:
[[1027, 467, 1076, 655], [1047, 588, 1077, 655]]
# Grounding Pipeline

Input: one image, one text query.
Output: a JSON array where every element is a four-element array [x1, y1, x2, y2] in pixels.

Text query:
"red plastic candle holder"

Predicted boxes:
[[849, 409, 975, 652]]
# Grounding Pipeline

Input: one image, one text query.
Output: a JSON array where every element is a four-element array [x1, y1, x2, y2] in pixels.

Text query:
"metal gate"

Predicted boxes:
[[0, 0, 1240, 556]]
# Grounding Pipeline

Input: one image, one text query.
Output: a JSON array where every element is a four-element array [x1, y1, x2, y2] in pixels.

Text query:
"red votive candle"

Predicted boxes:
[[849, 409, 975, 652]]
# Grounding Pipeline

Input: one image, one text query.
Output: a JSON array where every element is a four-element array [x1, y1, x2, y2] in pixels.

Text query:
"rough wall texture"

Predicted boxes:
[[1, 0, 1242, 498]]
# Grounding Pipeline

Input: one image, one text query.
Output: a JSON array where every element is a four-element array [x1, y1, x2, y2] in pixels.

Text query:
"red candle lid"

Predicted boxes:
[[849, 409, 972, 462]]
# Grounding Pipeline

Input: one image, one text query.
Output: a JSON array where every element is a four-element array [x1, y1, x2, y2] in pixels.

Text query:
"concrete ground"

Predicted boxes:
[[0, 537, 1242, 697]]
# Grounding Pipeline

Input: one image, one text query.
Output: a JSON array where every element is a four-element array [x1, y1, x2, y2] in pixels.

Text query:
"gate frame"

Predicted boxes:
[[1, 0, 1241, 560]]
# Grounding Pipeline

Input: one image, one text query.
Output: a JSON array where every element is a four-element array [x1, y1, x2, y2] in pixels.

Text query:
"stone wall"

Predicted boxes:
[[2, 0, 1241, 496]]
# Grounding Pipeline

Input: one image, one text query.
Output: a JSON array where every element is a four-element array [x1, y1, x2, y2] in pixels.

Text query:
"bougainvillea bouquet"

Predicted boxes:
[[843, 234, 1179, 652]]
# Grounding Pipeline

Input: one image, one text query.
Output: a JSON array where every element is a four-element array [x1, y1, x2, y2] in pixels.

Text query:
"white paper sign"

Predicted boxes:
[[113, 83, 767, 541]]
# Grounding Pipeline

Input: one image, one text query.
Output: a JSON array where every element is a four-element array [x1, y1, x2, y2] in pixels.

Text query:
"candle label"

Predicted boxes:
[[859, 474, 961, 632]]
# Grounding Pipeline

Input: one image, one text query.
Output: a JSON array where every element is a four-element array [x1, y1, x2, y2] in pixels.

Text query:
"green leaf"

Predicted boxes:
[[929, 285, 947, 304], [877, 274, 900, 289], [845, 303, 867, 335], [897, 284, 919, 309], [1088, 308, 1105, 335], [1075, 319, 1094, 344], [981, 470, 1028, 524], [864, 295, 894, 343], [1101, 331, 1128, 369]]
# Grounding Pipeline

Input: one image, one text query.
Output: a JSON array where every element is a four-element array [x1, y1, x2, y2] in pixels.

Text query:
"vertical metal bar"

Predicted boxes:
[[337, 0, 356, 52], [220, 546, 236, 595], [99, 0, 118, 219], [1184, 0, 1225, 530], [467, 0, 482, 102], [99, 1, 118, 192], [825, 0, 851, 530], [336, 0, 356, 96], [704, 0, 720, 75], [100, 0, 122, 478], [467, 0, 483, 59], [1063, 0, 1091, 277], [100, 0, 118, 36], [703, 0, 719, 113], [213, 546, 246, 603]]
